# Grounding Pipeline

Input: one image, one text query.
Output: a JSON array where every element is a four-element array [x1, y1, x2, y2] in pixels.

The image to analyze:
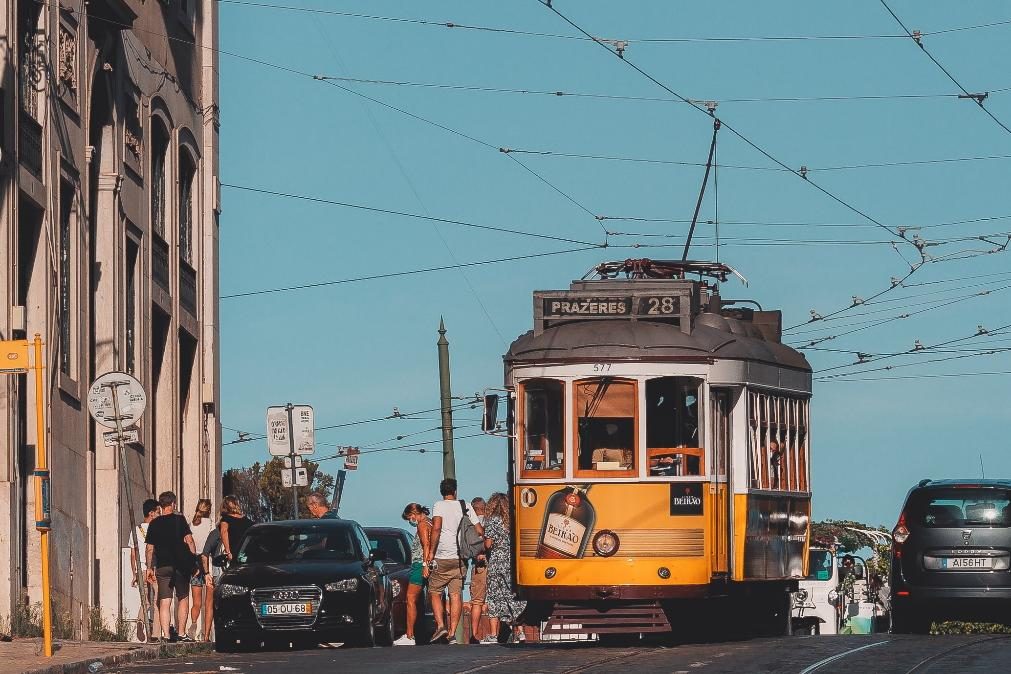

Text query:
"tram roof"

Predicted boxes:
[[505, 319, 811, 371]]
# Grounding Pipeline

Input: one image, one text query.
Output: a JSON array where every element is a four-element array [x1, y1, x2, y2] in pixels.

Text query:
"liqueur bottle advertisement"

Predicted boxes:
[[536, 484, 596, 559]]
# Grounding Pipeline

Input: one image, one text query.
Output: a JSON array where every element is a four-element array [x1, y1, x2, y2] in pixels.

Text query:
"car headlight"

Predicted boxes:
[[325, 578, 359, 592], [391, 579, 402, 599], [217, 583, 249, 598]]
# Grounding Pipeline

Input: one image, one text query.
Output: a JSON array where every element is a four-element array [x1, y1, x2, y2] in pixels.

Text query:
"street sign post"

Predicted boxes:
[[266, 403, 314, 519], [333, 469, 347, 513], [88, 370, 150, 644]]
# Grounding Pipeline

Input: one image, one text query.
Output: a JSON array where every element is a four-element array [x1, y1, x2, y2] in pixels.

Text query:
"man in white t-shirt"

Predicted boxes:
[[427, 478, 482, 644], [129, 499, 161, 642]]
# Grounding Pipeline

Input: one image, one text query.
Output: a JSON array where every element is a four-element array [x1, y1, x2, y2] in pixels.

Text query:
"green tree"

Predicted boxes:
[[258, 457, 337, 521]]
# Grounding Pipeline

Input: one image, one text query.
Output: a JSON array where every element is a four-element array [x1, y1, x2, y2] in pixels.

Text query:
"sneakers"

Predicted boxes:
[[480, 635, 498, 645], [468, 637, 481, 645], [447, 637, 458, 645], [429, 627, 448, 643], [393, 634, 416, 646]]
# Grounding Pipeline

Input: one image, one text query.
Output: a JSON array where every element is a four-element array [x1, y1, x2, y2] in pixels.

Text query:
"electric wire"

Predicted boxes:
[[221, 183, 599, 247], [220, 246, 602, 299], [878, 0, 1011, 137]]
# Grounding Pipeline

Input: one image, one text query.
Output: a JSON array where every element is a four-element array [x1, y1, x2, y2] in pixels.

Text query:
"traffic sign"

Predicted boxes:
[[266, 407, 290, 456], [283, 455, 304, 469], [103, 429, 139, 447], [0, 340, 30, 373], [87, 372, 147, 429], [266, 404, 315, 456], [282, 466, 308, 488], [292, 405, 315, 455], [343, 446, 360, 471]]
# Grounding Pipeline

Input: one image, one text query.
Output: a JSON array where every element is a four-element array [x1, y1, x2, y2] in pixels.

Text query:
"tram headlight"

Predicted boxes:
[[545, 567, 557, 579], [827, 589, 840, 605], [592, 530, 620, 558], [657, 567, 671, 580], [794, 589, 809, 606]]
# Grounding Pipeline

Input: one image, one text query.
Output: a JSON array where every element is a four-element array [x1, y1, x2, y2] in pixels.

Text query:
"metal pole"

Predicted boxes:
[[32, 336, 53, 658], [437, 318, 456, 480], [106, 380, 151, 640], [286, 403, 298, 519]]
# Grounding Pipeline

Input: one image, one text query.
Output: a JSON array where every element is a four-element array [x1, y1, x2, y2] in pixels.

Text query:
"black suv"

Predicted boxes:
[[890, 479, 1011, 633]]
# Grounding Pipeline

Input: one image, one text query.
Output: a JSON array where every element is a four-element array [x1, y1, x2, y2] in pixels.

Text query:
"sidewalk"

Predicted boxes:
[[0, 639, 212, 674]]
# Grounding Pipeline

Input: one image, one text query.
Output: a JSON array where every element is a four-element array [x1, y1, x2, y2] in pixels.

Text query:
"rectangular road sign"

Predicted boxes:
[[292, 405, 315, 455], [103, 429, 139, 447], [266, 406, 291, 456], [283, 455, 304, 469], [343, 446, 359, 471], [0, 340, 30, 374], [282, 466, 309, 488]]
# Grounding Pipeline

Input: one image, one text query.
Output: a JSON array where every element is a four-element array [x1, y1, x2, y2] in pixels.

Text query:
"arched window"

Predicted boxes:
[[151, 119, 170, 238], [178, 149, 196, 264]]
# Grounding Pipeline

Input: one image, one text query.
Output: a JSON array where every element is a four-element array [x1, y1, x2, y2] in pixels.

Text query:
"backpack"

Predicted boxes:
[[456, 501, 485, 561]]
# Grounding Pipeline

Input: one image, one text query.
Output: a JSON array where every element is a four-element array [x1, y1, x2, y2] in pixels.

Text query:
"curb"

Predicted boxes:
[[23, 642, 214, 674]]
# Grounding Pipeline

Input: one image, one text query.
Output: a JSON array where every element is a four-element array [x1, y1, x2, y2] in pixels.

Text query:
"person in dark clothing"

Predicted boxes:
[[306, 492, 340, 519], [219, 495, 253, 561], [145, 491, 197, 641]]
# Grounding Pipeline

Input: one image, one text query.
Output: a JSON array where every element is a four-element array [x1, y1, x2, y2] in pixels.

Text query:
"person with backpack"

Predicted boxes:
[[144, 491, 198, 642], [427, 478, 483, 645]]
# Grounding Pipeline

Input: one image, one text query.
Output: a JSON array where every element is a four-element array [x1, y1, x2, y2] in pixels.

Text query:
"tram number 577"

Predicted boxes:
[[592, 363, 612, 372], [642, 296, 678, 315]]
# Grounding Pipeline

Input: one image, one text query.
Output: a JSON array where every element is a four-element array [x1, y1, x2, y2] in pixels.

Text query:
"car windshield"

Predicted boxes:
[[914, 489, 1011, 528], [236, 526, 359, 564], [367, 534, 410, 565], [806, 550, 833, 581]]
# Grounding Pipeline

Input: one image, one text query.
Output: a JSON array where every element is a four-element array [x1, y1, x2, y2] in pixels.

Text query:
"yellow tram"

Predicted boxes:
[[499, 260, 812, 638]]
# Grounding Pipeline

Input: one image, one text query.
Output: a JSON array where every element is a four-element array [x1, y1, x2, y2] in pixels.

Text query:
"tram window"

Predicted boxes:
[[574, 378, 637, 477], [748, 392, 809, 492], [646, 377, 703, 477], [519, 379, 564, 476]]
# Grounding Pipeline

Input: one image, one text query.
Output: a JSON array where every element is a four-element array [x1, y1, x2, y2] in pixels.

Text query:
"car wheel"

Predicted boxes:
[[376, 608, 394, 647]]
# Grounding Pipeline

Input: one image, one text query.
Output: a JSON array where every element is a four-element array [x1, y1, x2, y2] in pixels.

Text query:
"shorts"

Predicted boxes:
[[409, 561, 425, 587], [469, 563, 488, 603], [428, 558, 466, 595], [155, 566, 191, 601], [190, 572, 206, 587]]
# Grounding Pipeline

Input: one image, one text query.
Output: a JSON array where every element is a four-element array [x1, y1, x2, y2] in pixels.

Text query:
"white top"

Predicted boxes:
[[134, 523, 149, 570], [432, 498, 480, 559], [190, 518, 214, 555]]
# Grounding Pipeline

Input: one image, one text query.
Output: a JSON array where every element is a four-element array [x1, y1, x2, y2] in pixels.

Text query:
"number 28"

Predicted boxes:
[[647, 297, 675, 315]]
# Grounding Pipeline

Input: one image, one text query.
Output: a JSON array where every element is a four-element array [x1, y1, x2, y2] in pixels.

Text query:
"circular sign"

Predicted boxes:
[[87, 371, 147, 429]]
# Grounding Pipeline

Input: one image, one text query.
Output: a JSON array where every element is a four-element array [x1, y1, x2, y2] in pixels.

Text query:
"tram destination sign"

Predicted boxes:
[[538, 294, 683, 320]]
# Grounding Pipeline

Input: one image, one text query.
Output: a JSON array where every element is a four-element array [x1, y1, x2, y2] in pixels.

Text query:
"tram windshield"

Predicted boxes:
[[520, 379, 564, 476], [574, 378, 637, 477]]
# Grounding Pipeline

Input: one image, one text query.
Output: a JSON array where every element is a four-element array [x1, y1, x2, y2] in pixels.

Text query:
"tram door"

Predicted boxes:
[[709, 388, 732, 575]]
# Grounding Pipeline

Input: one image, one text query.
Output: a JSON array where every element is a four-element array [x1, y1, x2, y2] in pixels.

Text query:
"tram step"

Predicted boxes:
[[543, 603, 671, 635]]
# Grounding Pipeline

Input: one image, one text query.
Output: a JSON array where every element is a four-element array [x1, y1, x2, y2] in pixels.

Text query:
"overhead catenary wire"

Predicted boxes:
[[878, 0, 1011, 137], [220, 246, 602, 299], [214, 0, 1010, 44]]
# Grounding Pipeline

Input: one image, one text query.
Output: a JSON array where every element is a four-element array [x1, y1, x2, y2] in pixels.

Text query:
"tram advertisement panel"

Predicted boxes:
[[513, 482, 713, 589]]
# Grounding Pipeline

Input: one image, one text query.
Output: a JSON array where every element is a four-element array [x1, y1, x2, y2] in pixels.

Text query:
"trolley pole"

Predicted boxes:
[[32, 335, 53, 658], [437, 318, 456, 480], [286, 403, 298, 519]]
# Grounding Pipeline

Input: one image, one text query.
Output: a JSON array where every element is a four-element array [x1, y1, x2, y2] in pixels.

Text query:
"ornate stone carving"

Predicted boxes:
[[58, 25, 77, 96], [125, 129, 143, 160]]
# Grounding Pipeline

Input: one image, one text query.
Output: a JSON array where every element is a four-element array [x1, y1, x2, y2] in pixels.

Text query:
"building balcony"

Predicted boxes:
[[19, 111, 43, 181], [180, 261, 197, 315], [153, 237, 170, 293]]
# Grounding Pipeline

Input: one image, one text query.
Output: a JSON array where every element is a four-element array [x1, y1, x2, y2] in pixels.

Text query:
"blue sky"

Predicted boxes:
[[216, 1, 1011, 530]]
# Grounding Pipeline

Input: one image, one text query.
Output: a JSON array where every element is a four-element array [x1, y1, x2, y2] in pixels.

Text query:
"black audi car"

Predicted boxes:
[[214, 519, 393, 650], [364, 526, 433, 640], [891, 479, 1011, 633]]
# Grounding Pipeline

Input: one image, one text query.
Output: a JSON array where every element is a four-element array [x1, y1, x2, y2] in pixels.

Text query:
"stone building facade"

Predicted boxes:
[[0, 0, 220, 635]]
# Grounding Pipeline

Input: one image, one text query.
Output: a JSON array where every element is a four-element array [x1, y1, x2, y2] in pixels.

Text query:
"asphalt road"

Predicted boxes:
[[109, 635, 1011, 674]]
